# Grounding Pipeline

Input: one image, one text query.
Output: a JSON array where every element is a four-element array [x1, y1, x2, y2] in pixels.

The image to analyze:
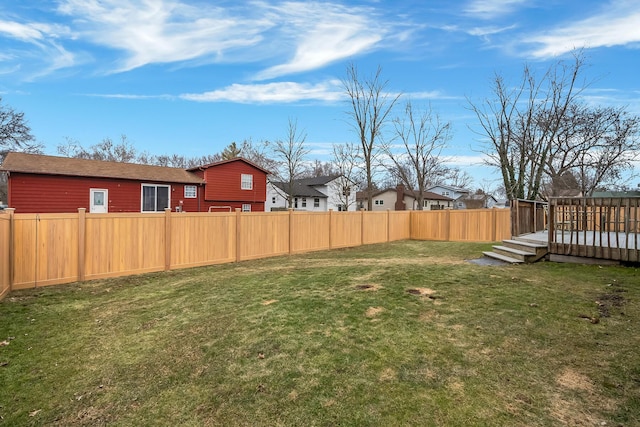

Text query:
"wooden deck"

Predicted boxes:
[[512, 197, 640, 263]]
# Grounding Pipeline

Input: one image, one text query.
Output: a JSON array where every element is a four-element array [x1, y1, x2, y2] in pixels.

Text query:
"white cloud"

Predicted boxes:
[[0, 18, 77, 78], [464, 0, 527, 19], [180, 80, 344, 103], [57, 0, 273, 72], [523, 1, 640, 58], [467, 25, 516, 37], [254, 2, 386, 80]]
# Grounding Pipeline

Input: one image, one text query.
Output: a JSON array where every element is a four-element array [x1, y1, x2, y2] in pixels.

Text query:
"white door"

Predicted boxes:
[[90, 189, 108, 213]]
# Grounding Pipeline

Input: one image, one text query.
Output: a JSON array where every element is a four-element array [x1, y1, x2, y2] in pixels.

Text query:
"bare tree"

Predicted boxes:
[[546, 103, 640, 196], [239, 139, 278, 172], [468, 52, 586, 200], [330, 142, 363, 211], [58, 135, 138, 163], [271, 119, 310, 208], [383, 102, 451, 210], [0, 97, 39, 160], [343, 63, 400, 210], [439, 167, 474, 190], [0, 98, 42, 202], [305, 160, 337, 178]]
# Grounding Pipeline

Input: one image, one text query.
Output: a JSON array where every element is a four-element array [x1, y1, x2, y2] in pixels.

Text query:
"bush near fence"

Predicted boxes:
[[0, 208, 510, 295]]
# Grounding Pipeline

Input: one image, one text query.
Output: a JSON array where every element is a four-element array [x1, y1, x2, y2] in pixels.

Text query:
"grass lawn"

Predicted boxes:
[[1, 240, 639, 426]]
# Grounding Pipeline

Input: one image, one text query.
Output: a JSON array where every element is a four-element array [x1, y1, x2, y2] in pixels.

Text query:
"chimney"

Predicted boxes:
[[395, 184, 406, 211]]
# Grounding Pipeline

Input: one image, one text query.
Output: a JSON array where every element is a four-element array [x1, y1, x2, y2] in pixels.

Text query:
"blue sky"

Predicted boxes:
[[1, 0, 639, 187]]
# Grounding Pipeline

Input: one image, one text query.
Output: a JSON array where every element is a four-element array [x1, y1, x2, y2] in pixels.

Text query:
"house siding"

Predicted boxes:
[[203, 161, 267, 210], [7, 173, 203, 213]]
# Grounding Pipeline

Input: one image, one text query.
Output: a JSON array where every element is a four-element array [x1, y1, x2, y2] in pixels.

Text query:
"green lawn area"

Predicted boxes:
[[1, 240, 639, 426]]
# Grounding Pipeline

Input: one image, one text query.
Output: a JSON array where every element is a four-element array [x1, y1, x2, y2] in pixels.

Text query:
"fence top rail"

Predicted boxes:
[[550, 196, 640, 207]]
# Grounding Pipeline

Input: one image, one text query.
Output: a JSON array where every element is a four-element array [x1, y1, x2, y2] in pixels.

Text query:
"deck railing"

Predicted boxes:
[[548, 197, 640, 262]]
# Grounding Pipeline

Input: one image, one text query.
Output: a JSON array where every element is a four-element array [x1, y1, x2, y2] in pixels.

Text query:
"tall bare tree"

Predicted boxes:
[[0, 97, 39, 159], [545, 103, 640, 196], [0, 98, 41, 202], [468, 52, 586, 200], [271, 119, 309, 208], [383, 102, 451, 210], [343, 63, 400, 210], [330, 142, 363, 211]]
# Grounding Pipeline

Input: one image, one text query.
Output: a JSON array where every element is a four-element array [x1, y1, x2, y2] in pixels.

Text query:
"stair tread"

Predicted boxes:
[[503, 239, 548, 249], [482, 251, 524, 264], [493, 245, 535, 256]]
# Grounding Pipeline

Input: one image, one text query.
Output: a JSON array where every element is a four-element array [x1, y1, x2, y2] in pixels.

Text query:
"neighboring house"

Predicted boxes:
[[0, 152, 268, 213], [357, 185, 454, 211], [427, 184, 471, 209], [419, 191, 455, 210], [457, 193, 499, 209], [266, 175, 356, 211]]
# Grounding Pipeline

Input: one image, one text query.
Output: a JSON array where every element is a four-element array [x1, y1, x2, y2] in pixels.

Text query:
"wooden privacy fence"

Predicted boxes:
[[0, 207, 510, 293]]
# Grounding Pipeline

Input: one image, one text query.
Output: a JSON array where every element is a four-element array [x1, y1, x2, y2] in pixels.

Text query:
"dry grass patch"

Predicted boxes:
[[365, 306, 384, 318]]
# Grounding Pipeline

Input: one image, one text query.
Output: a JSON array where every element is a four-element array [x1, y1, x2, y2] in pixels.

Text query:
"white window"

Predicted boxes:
[[443, 191, 450, 196], [141, 184, 170, 212], [184, 185, 197, 198], [375, 200, 383, 205], [242, 204, 251, 212], [241, 174, 253, 190], [314, 198, 320, 208], [302, 198, 307, 208]]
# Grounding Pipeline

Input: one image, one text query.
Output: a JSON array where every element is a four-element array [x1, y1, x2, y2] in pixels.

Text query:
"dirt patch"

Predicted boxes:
[[406, 287, 436, 296], [262, 299, 278, 306], [595, 289, 626, 317], [355, 284, 382, 291], [365, 307, 384, 318]]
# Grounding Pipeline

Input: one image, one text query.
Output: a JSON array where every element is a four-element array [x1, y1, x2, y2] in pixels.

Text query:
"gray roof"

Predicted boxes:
[[270, 175, 340, 198]]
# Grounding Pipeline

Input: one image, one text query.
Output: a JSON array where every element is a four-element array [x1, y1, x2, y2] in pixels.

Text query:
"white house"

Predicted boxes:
[[266, 175, 356, 211]]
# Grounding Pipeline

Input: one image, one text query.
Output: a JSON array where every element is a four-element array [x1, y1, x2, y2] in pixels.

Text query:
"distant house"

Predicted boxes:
[[457, 193, 499, 209], [0, 152, 268, 213], [357, 185, 454, 211], [427, 184, 471, 209], [266, 175, 356, 211]]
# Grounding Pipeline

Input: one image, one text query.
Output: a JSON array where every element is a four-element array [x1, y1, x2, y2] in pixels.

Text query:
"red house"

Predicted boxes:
[[0, 152, 268, 213]]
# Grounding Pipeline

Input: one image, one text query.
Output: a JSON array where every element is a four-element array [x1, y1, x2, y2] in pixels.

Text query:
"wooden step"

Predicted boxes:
[[482, 251, 524, 264], [501, 240, 548, 262], [492, 245, 539, 262]]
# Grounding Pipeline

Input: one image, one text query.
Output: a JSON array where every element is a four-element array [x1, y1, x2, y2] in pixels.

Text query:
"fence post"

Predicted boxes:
[[77, 208, 86, 282], [235, 208, 241, 262], [288, 208, 293, 254], [445, 209, 451, 241], [387, 209, 390, 242], [6, 208, 15, 291], [491, 208, 497, 242], [328, 209, 333, 249], [360, 208, 365, 246], [164, 208, 171, 271], [409, 210, 413, 240]]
